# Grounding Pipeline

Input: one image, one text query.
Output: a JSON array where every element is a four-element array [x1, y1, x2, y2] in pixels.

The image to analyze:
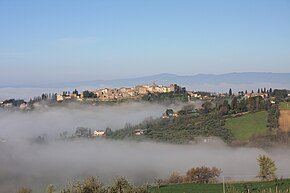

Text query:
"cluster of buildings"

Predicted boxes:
[[92, 129, 144, 137], [243, 92, 269, 99], [56, 84, 185, 102]]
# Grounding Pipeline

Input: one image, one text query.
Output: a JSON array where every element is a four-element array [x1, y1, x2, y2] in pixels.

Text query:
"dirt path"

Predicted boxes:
[[279, 110, 290, 132]]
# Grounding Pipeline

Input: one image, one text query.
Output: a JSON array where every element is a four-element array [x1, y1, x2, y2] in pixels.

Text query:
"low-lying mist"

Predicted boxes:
[[0, 102, 290, 192], [1, 139, 290, 192], [0, 102, 180, 139]]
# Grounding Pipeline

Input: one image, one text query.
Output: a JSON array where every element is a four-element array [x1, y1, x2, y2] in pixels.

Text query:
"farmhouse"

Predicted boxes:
[[134, 129, 144, 135], [93, 130, 105, 137]]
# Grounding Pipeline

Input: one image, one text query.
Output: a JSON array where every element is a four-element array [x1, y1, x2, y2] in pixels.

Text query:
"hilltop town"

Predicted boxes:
[[56, 84, 186, 102], [1, 83, 290, 111], [0, 84, 186, 109]]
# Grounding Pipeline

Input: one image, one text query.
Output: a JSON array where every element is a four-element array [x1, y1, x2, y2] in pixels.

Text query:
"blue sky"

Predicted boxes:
[[0, 0, 289, 85]]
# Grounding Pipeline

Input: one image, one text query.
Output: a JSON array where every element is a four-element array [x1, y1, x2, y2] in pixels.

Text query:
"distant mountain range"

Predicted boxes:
[[2, 72, 290, 90], [1, 72, 290, 100], [45, 72, 290, 88]]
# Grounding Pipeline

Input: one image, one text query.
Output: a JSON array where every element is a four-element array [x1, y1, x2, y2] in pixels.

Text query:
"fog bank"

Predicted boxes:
[[1, 139, 290, 192], [0, 102, 290, 192], [0, 102, 180, 139]]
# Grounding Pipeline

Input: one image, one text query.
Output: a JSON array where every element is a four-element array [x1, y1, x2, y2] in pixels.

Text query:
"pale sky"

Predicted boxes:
[[0, 0, 290, 86]]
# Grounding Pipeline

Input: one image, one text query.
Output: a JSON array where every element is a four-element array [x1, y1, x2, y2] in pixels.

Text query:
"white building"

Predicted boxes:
[[19, 103, 28, 110], [56, 95, 64, 102], [134, 129, 145, 135], [94, 130, 105, 137]]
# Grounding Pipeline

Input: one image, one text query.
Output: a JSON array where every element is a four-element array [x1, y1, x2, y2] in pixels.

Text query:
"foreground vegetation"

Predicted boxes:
[[151, 179, 290, 193], [19, 178, 290, 193]]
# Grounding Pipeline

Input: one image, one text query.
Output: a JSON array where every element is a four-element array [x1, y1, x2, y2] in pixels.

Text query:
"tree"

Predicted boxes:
[[167, 172, 184, 184], [257, 155, 277, 180], [75, 127, 90, 138], [61, 176, 105, 193], [60, 131, 68, 140], [83, 90, 97, 98], [186, 166, 221, 183], [17, 188, 32, 193], [105, 127, 113, 136], [229, 88, 232, 96], [237, 98, 247, 112], [218, 100, 230, 115], [181, 104, 195, 114], [46, 184, 56, 193], [110, 176, 133, 193], [219, 105, 229, 116], [269, 88, 273, 94], [246, 97, 256, 112], [202, 101, 213, 113], [231, 97, 238, 110]]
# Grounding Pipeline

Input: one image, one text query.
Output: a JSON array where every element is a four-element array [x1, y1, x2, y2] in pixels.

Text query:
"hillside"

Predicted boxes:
[[109, 111, 234, 144], [225, 111, 268, 141]]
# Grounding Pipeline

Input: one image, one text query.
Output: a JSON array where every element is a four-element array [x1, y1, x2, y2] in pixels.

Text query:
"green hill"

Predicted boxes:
[[225, 111, 268, 140]]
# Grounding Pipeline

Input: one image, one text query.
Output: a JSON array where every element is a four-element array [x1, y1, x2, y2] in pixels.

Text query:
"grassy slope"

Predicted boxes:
[[279, 102, 290, 110], [225, 111, 268, 140], [151, 179, 290, 193]]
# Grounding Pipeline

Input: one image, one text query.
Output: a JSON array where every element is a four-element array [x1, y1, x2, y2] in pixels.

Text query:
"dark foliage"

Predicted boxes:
[[142, 92, 188, 102], [109, 111, 234, 144], [267, 105, 280, 129], [83, 90, 97, 98]]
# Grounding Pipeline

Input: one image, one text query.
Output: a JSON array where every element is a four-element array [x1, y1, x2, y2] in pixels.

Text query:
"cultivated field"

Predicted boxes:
[[279, 102, 290, 132], [151, 179, 290, 193], [279, 110, 290, 132], [225, 111, 268, 140]]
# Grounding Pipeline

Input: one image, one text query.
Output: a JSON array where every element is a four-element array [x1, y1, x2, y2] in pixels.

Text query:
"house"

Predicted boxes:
[[4, 103, 13, 108], [93, 130, 105, 137], [194, 137, 216, 144], [56, 95, 64, 102], [134, 129, 144, 135], [188, 92, 203, 99], [244, 93, 268, 99], [19, 103, 28, 110], [135, 85, 149, 95]]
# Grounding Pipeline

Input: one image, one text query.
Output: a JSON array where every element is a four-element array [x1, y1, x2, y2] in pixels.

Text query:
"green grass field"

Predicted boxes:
[[225, 111, 268, 140], [150, 179, 290, 193], [279, 102, 290, 110]]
